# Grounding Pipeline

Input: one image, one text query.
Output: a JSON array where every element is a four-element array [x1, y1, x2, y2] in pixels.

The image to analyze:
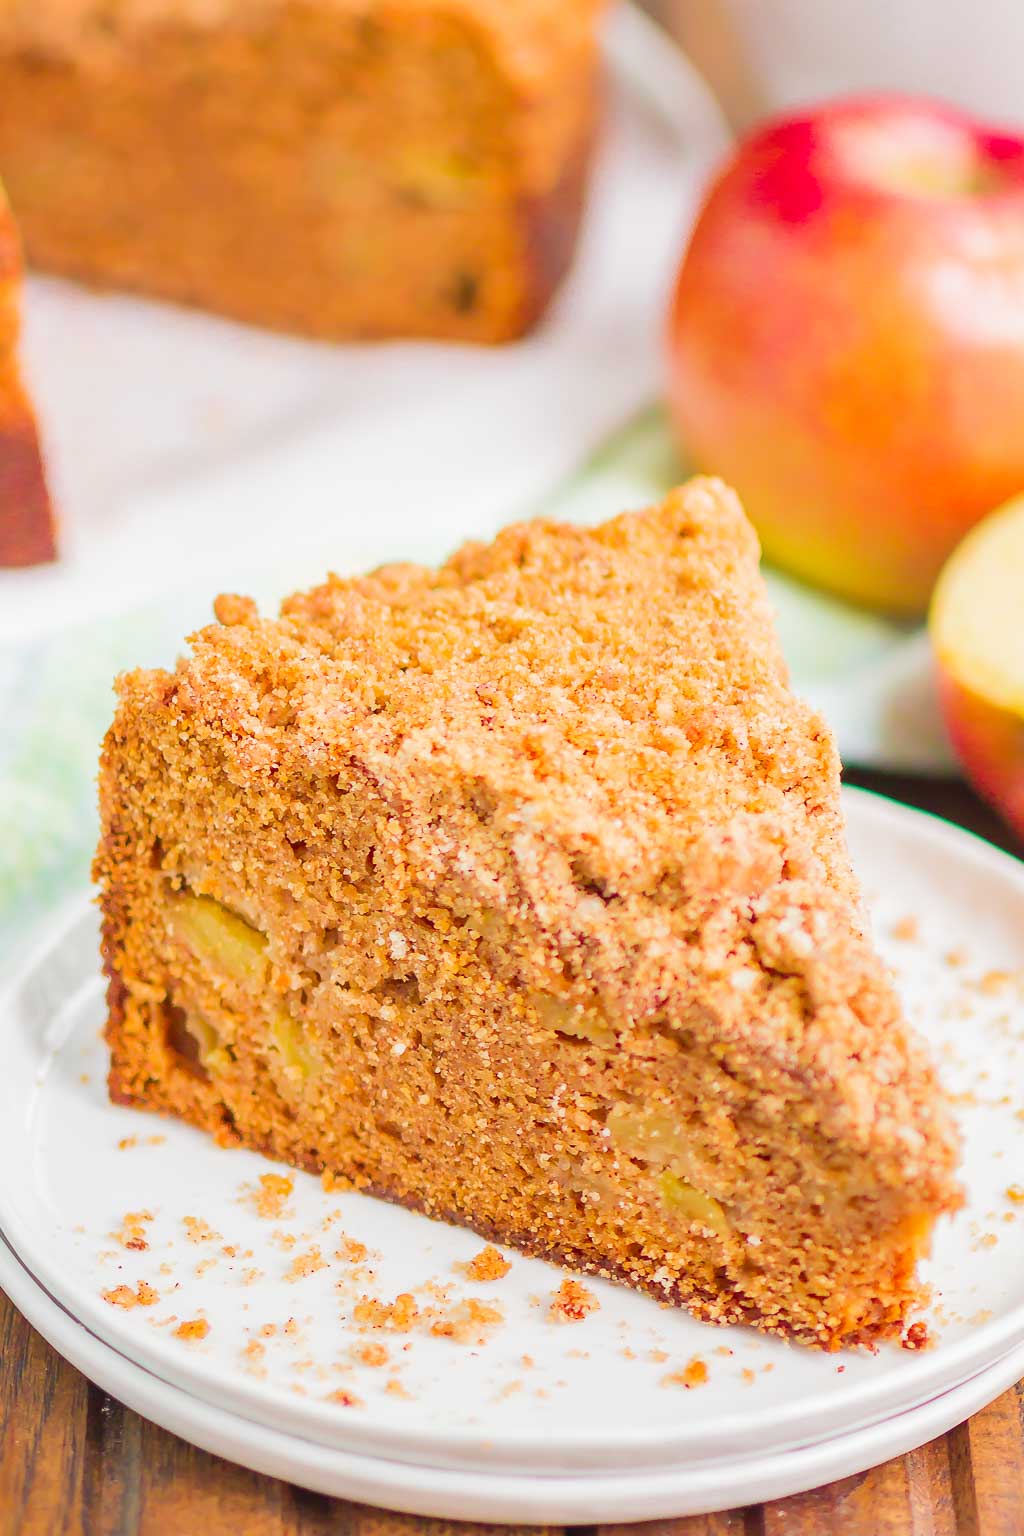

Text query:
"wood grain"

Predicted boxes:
[[1, 777, 1021, 1534]]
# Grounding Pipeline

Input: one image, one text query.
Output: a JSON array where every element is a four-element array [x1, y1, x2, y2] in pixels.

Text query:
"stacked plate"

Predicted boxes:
[[1, 789, 1023, 1522]]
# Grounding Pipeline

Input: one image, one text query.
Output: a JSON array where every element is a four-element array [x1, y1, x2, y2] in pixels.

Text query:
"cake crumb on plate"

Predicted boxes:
[[101, 1280, 159, 1309], [173, 1317, 210, 1341], [353, 1293, 420, 1333], [457, 1245, 512, 1282], [548, 1278, 599, 1324], [663, 1357, 708, 1389]]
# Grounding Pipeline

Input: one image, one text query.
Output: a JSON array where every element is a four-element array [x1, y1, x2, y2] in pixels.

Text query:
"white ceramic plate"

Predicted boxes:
[[2, 1223, 1023, 1524], [1, 790, 1022, 1478]]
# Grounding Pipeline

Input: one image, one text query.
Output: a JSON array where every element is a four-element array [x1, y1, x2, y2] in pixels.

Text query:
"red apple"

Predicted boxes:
[[668, 97, 1024, 616], [930, 493, 1024, 843]]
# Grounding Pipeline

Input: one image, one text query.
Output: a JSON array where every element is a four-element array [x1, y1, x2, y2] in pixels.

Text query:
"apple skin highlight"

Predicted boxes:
[[668, 96, 1024, 616]]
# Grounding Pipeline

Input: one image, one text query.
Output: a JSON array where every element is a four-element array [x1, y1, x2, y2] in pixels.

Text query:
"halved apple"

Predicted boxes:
[[930, 495, 1024, 841]]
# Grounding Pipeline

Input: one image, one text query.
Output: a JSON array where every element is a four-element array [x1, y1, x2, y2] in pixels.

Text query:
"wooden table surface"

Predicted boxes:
[[2, 771, 1021, 1536]]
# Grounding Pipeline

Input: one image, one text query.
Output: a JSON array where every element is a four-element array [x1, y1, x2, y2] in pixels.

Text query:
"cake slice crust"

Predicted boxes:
[[0, 180, 54, 566], [95, 479, 962, 1348]]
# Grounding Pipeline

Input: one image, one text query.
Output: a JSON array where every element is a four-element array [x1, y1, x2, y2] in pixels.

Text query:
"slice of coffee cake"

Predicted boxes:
[[95, 479, 962, 1348]]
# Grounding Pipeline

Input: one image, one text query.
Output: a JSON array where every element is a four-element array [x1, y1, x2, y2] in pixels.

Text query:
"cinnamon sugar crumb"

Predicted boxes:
[[457, 1245, 511, 1282], [429, 1298, 504, 1344], [243, 1173, 294, 1219], [891, 916, 919, 943], [285, 1246, 326, 1281], [173, 1317, 210, 1341], [353, 1293, 420, 1332], [113, 1210, 153, 1251], [101, 1280, 159, 1309], [742, 1368, 756, 1385], [325, 1388, 363, 1408], [183, 1216, 220, 1244], [548, 1278, 598, 1323], [335, 1236, 368, 1263], [1007, 1185, 1024, 1204], [353, 1342, 389, 1368], [418, 1280, 453, 1303], [385, 1378, 413, 1399], [664, 1357, 708, 1389], [901, 1321, 932, 1351]]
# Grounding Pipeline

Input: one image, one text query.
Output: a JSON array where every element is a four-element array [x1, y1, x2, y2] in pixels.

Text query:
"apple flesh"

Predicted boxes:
[[668, 97, 1024, 616], [930, 494, 1024, 842]]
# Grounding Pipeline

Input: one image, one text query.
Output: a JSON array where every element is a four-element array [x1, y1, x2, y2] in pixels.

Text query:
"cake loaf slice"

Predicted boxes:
[[94, 480, 962, 1348], [0, 0, 604, 343], [0, 179, 54, 566]]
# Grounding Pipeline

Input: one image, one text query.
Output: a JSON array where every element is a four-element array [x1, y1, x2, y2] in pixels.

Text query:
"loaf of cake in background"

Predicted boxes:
[[0, 179, 54, 567], [0, 0, 606, 343]]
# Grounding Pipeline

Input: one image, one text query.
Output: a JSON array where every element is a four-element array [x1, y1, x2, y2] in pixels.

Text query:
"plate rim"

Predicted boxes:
[[2, 1221, 1023, 1522]]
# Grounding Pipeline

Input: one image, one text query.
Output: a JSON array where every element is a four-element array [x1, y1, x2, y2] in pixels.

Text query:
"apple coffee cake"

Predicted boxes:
[[95, 480, 962, 1348], [0, 0, 604, 343], [0, 179, 54, 566]]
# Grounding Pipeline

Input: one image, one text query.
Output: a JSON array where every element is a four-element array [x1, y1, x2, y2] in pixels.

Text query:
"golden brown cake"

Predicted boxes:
[[0, 178, 55, 566], [94, 479, 962, 1349], [0, 0, 604, 343]]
